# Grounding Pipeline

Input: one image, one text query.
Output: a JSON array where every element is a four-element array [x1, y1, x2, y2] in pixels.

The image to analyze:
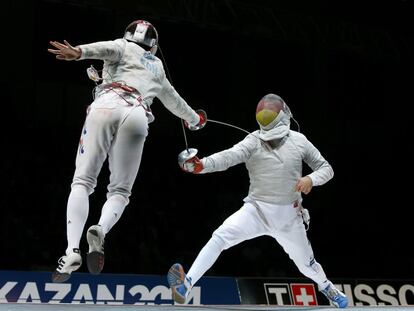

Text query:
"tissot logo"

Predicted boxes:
[[264, 283, 317, 306]]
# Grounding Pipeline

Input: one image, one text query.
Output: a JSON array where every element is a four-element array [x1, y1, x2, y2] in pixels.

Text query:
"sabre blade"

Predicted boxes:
[[207, 119, 251, 134], [180, 119, 190, 152]]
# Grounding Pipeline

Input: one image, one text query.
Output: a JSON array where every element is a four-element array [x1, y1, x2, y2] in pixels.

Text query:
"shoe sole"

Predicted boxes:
[[87, 228, 104, 274], [51, 270, 71, 283], [167, 264, 186, 304], [51, 258, 81, 283], [87, 251, 104, 274], [51, 260, 81, 283]]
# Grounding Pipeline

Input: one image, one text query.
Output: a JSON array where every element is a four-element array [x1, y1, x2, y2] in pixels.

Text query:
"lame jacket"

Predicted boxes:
[[78, 38, 199, 125], [201, 130, 334, 205]]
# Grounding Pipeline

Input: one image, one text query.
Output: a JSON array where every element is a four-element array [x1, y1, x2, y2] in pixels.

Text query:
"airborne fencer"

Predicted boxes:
[[168, 94, 348, 308], [47, 20, 206, 282]]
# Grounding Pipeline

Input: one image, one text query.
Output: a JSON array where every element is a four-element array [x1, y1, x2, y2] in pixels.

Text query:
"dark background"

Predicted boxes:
[[1, 0, 413, 281]]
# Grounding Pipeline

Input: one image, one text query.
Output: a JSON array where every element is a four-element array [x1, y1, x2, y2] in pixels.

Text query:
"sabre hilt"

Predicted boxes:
[[178, 148, 198, 168], [186, 109, 207, 131]]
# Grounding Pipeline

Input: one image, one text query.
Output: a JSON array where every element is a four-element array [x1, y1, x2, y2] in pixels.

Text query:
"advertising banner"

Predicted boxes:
[[2, 271, 413, 306], [0, 270, 240, 305], [237, 277, 414, 307]]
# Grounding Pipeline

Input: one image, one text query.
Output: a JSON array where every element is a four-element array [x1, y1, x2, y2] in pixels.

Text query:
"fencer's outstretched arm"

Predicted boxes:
[[48, 39, 125, 62], [76, 40, 125, 62], [157, 78, 201, 127], [200, 134, 257, 173]]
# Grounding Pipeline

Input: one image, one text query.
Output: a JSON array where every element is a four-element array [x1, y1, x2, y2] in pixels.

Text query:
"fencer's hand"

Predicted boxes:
[[180, 156, 203, 174], [185, 109, 207, 131], [48, 40, 81, 61], [295, 176, 313, 194]]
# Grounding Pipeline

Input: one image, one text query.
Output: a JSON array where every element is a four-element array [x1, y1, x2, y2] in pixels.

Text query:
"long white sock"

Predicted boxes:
[[66, 185, 89, 254], [98, 194, 128, 235], [187, 236, 225, 286]]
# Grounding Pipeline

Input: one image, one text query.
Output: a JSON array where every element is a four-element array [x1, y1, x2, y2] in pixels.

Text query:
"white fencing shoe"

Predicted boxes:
[[52, 248, 82, 283], [86, 224, 105, 274]]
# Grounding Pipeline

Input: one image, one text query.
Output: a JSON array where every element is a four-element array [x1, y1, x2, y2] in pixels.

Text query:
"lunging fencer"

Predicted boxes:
[[168, 94, 348, 308], [47, 20, 206, 282]]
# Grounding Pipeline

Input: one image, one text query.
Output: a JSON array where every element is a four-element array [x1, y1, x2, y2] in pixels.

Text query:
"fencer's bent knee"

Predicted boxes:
[[106, 193, 129, 206], [71, 184, 93, 196], [107, 186, 131, 203], [212, 229, 235, 250], [72, 178, 95, 195]]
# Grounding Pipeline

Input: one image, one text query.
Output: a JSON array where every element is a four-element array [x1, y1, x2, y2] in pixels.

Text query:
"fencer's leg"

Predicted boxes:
[[98, 194, 129, 235], [107, 107, 148, 204], [104, 106, 148, 222], [273, 217, 348, 308], [55, 105, 116, 279], [186, 236, 227, 286], [168, 236, 228, 304], [86, 106, 148, 274], [168, 202, 266, 304], [272, 217, 328, 285], [189, 202, 267, 283], [52, 185, 90, 282], [86, 194, 128, 274], [66, 185, 90, 253]]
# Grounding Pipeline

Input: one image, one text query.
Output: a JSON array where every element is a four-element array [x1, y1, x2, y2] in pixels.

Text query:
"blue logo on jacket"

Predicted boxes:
[[140, 53, 160, 78]]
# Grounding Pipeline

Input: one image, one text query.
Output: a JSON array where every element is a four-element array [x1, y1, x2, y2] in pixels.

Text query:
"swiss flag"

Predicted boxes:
[[290, 284, 318, 306]]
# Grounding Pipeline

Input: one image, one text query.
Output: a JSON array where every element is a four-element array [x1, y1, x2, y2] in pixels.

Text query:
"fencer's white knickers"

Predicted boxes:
[[187, 199, 327, 287], [72, 91, 148, 200]]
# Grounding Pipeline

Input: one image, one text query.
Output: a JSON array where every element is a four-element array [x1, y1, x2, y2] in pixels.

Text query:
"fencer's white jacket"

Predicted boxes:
[[200, 127, 334, 205], [77, 38, 200, 125]]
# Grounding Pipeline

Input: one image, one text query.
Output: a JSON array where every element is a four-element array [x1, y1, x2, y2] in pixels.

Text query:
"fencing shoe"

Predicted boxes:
[[167, 263, 192, 304], [52, 248, 82, 283], [86, 224, 105, 274], [320, 281, 348, 308]]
